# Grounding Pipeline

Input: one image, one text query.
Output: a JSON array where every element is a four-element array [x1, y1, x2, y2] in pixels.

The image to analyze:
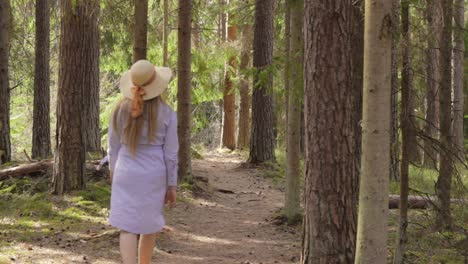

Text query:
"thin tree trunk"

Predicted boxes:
[[423, 0, 442, 169], [177, 0, 193, 183], [354, 0, 392, 263], [452, 0, 464, 161], [218, 0, 227, 148], [162, 0, 169, 66], [192, 0, 201, 49], [82, 1, 100, 152], [390, 0, 400, 181], [32, 0, 51, 159], [133, 0, 148, 62], [284, 0, 290, 133], [52, 0, 98, 194], [284, 0, 302, 225], [237, 25, 252, 150], [222, 23, 237, 150], [400, 0, 419, 165], [394, 2, 411, 262], [0, 0, 11, 164], [249, 0, 276, 164], [435, 0, 454, 231], [301, 1, 361, 262]]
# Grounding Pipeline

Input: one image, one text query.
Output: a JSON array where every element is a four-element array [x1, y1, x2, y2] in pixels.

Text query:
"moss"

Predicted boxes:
[[191, 144, 205, 160], [76, 182, 111, 209]]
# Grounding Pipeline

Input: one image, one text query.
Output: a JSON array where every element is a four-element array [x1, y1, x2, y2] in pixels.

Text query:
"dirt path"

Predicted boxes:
[[1, 152, 300, 264], [156, 152, 301, 264]]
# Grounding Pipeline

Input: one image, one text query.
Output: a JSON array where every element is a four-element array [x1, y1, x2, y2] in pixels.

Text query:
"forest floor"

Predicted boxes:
[[0, 151, 301, 264], [0, 150, 466, 263]]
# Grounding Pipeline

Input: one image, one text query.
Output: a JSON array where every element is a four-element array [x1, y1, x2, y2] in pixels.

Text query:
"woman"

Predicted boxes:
[[108, 60, 178, 264]]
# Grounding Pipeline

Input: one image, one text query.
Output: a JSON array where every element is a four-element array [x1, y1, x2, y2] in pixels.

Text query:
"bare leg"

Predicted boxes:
[[138, 233, 157, 264], [120, 231, 138, 264]]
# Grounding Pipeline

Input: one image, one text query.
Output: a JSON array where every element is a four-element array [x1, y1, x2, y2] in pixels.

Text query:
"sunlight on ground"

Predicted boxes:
[[188, 233, 238, 245]]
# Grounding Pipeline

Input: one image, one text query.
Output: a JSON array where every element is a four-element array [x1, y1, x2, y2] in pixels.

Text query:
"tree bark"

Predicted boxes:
[[222, 23, 237, 150], [354, 0, 392, 263], [177, 0, 193, 183], [400, 0, 420, 165], [390, 0, 400, 181], [423, 0, 442, 169], [52, 0, 99, 194], [0, 0, 11, 164], [32, 0, 51, 159], [249, 0, 276, 164], [237, 25, 252, 150], [435, 0, 454, 231], [394, 2, 411, 262], [192, 0, 201, 49], [82, 1, 100, 152], [284, 0, 290, 134], [162, 0, 169, 66], [133, 0, 148, 62], [452, 0, 464, 161], [301, 1, 362, 262], [284, 0, 302, 225]]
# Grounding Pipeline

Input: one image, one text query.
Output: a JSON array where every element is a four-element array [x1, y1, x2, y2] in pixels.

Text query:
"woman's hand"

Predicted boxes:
[[165, 187, 177, 209]]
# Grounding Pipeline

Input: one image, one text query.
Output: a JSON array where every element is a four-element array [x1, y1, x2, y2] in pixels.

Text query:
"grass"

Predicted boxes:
[[0, 176, 112, 255]]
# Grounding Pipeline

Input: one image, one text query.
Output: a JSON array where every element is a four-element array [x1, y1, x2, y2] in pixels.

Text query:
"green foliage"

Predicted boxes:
[[388, 206, 467, 263]]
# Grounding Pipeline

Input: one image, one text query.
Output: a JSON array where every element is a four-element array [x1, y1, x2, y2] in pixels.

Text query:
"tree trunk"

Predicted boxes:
[[435, 0, 454, 231], [162, 0, 169, 66], [218, 0, 227, 148], [0, 0, 11, 164], [133, 0, 148, 62], [32, 0, 51, 159], [284, 0, 302, 225], [284, 0, 290, 134], [452, 0, 464, 161], [301, 1, 362, 262], [52, 0, 99, 194], [400, 0, 419, 165], [222, 23, 237, 150], [354, 0, 392, 263], [390, 0, 400, 181], [394, 2, 411, 262], [249, 0, 275, 164], [82, 1, 100, 152], [177, 0, 193, 183], [192, 0, 201, 49], [237, 25, 252, 150], [423, 0, 442, 169]]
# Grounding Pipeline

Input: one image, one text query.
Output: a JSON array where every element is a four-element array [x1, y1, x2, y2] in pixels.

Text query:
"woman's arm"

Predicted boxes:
[[163, 111, 179, 188], [108, 112, 122, 180]]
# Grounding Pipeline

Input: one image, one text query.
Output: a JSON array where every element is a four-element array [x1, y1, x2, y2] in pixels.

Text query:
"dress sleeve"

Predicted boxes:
[[108, 111, 122, 172], [164, 111, 179, 187]]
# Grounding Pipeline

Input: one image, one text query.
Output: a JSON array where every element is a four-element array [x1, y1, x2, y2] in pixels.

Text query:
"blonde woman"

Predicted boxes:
[[108, 60, 178, 264]]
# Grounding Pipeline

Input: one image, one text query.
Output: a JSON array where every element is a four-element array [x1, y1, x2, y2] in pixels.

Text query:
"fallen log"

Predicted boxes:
[[0, 161, 53, 180], [389, 194, 467, 209], [0, 160, 107, 181]]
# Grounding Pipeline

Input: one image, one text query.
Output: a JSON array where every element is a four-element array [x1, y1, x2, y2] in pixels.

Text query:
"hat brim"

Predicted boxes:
[[119, 66, 172, 100]]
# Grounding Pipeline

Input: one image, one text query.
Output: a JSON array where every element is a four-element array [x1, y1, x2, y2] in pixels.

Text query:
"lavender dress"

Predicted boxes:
[[108, 101, 178, 234]]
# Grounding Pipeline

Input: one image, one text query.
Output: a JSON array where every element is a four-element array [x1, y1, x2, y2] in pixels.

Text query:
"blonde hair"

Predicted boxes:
[[112, 97, 160, 154]]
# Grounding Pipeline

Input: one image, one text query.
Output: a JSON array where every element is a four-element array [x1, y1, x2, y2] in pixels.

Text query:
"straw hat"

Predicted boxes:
[[119, 60, 172, 101]]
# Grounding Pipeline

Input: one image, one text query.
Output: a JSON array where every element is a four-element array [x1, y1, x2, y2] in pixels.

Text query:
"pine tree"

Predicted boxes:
[[301, 0, 363, 262], [177, 0, 193, 183], [249, 0, 276, 164], [0, 0, 11, 164]]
